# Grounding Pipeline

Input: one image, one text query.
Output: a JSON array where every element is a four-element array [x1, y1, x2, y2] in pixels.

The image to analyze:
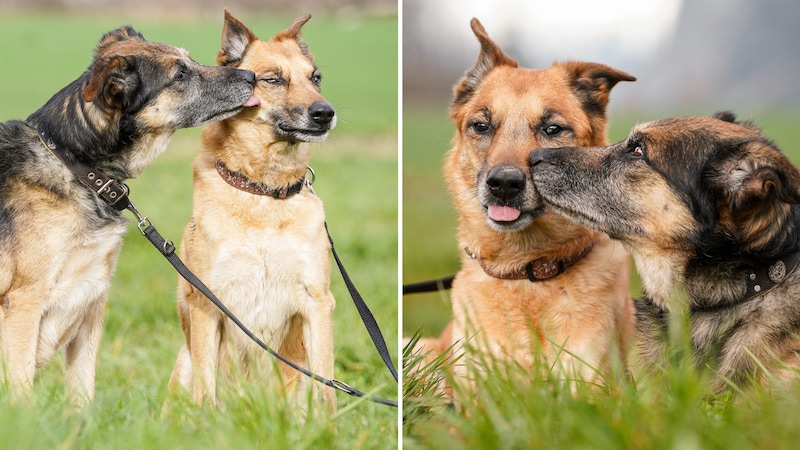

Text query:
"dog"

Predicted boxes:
[[0, 26, 257, 404], [167, 11, 337, 409], [531, 111, 800, 393], [410, 18, 636, 389]]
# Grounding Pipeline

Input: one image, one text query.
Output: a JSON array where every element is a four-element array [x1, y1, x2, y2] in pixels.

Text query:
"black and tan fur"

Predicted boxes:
[[531, 112, 800, 392], [167, 11, 337, 409], [0, 26, 256, 403], [411, 18, 636, 388]]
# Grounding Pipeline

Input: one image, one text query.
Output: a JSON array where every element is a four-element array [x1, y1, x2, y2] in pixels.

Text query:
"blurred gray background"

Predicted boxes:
[[404, 0, 800, 113], [0, 0, 395, 15]]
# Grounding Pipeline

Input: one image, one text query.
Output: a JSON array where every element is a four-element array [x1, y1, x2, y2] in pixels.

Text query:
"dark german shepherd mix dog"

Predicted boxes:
[[0, 26, 257, 403], [531, 112, 800, 393]]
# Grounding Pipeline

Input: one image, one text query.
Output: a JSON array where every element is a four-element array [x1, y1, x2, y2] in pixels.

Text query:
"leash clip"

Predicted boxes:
[[126, 200, 151, 235], [329, 379, 361, 397]]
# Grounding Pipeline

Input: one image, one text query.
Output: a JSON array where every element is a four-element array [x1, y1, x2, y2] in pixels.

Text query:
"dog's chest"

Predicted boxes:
[[35, 218, 127, 359], [203, 195, 331, 324]]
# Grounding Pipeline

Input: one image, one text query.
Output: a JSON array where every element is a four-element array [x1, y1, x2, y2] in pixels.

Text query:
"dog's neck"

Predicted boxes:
[[214, 159, 307, 198], [26, 77, 135, 180], [458, 210, 599, 280], [203, 120, 311, 188], [464, 239, 595, 282], [635, 245, 800, 313]]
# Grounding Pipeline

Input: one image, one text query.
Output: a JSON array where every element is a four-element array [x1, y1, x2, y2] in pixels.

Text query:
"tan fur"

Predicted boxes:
[[418, 18, 636, 389], [168, 11, 337, 410]]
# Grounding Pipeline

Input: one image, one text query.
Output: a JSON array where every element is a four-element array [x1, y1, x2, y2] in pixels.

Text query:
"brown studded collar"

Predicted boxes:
[[464, 241, 595, 282], [215, 159, 308, 199]]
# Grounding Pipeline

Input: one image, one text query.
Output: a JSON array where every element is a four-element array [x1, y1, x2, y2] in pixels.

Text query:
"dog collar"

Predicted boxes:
[[464, 241, 595, 282], [215, 160, 310, 199], [35, 130, 131, 211], [742, 250, 800, 301], [690, 250, 800, 313]]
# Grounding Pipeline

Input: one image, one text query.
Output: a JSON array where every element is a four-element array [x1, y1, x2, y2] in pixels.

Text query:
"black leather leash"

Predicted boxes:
[[402, 275, 454, 295], [325, 222, 398, 382], [127, 202, 398, 408], [36, 130, 397, 408]]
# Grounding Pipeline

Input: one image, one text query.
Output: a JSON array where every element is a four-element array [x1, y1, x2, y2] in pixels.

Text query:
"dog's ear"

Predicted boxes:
[[82, 56, 139, 107], [711, 110, 738, 123], [95, 26, 145, 56], [273, 15, 312, 56], [217, 9, 259, 67], [561, 62, 636, 115], [452, 18, 519, 105], [720, 139, 800, 211]]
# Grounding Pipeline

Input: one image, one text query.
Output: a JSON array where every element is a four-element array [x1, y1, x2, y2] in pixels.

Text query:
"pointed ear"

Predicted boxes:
[[721, 140, 800, 211], [217, 9, 258, 67], [452, 18, 519, 105], [95, 26, 144, 55], [82, 56, 139, 107], [560, 61, 636, 116], [272, 15, 312, 56]]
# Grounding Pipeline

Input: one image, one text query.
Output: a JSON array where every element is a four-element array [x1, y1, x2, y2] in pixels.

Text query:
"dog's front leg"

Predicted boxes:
[[64, 295, 107, 405], [304, 291, 336, 411], [1, 289, 43, 401], [188, 302, 221, 406]]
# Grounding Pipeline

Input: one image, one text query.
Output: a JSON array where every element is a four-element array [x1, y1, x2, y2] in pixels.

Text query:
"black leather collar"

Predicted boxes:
[[36, 130, 131, 211]]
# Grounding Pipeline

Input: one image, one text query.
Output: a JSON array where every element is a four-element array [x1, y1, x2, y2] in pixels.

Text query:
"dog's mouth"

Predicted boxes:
[[275, 123, 331, 143], [483, 204, 546, 232]]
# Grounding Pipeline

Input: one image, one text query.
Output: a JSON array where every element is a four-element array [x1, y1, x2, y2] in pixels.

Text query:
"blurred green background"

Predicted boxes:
[[0, 10, 398, 449]]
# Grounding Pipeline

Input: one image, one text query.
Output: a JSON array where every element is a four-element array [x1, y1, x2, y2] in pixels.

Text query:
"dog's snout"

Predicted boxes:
[[530, 151, 544, 167], [309, 101, 335, 125], [228, 69, 256, 86], [486, 165, 526, 200], [237, 69, 256, 85]]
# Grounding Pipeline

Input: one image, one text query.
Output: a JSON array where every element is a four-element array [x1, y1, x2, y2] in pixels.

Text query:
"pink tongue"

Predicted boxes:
[[243, 95, 261, 107], [488, 205, 521, 222]]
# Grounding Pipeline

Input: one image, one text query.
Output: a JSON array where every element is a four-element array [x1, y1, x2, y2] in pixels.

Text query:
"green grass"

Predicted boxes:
[[404, 336, 800, 449], [0, 13, 397, 449]]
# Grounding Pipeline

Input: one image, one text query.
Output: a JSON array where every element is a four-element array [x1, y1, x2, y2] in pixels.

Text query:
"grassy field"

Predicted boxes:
[[0, 12, 398, 449], [402, 99, 800, 448]]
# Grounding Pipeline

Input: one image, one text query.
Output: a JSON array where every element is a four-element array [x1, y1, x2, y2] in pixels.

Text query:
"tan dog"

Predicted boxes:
[[167, 11, 337, 409], [0, 26, 256, 404], [414, 18, 636, 388]]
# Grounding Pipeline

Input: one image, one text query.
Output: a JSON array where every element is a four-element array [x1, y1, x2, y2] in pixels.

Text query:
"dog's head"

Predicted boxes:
[[447, 18, 635, 233], [215, 10, 336, 143], [531, 112, 800, 303], [84, 26, 258, 131], [28, 25, 257, 178]]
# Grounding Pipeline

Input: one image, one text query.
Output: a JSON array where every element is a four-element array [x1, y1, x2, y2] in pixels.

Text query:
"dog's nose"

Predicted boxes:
[[486, 165, 525, 200], [238, 69, 256, 85], [309, 102, 335, 125]]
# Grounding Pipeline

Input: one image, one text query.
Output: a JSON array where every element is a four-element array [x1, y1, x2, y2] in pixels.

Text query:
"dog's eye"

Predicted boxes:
[[543, 124, 563, 136], [471, 122, 491, 135], [311, 73, 322, 86], [260, 77, 284, 85], [174, 69, 189, 81], [631, 145, 644, 157]]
